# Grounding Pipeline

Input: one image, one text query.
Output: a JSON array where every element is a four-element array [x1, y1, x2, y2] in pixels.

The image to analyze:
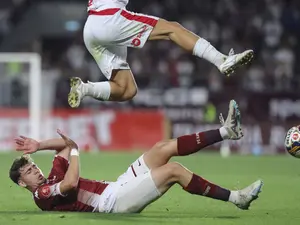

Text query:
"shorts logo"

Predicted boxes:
[[132, 39, 141, 47], [131, 25, 147, 47]]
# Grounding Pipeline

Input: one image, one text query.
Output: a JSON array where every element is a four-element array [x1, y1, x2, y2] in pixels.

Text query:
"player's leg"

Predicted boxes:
[[68, 15, 139, 108], [142, 99, 243, 169], [150, 162, 263, 210], [68, 68, 138, 108], [111, 8, 252, 75], [110, 161, 262, 213], [148, 19, 253, 76]]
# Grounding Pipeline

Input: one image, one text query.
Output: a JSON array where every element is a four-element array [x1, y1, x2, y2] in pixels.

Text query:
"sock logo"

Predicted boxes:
[[203, 185, 211, 196], [196, 133, 201, 144]]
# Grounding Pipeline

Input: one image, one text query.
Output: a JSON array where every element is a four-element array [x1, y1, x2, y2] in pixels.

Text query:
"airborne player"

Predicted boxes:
[[67, 0, 254, 108]]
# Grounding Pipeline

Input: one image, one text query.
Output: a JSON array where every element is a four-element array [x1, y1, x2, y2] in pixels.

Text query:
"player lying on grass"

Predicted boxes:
[[67, 0, 254, 108], [9, 100, 263, 213]]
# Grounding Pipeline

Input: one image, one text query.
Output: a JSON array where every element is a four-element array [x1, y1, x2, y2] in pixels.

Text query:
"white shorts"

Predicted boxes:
[[96, 155, 161, 213], [84, 8, 159, 79]]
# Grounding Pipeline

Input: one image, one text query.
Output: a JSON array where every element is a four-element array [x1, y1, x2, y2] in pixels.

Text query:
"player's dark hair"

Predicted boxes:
[[9, 155, 32, 184]]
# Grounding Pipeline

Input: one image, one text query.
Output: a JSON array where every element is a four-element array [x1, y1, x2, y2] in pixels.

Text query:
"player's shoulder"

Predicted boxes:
[[34, 180, 64, 201], [34, 184, 53, 200], [33, 183, 58, 211]]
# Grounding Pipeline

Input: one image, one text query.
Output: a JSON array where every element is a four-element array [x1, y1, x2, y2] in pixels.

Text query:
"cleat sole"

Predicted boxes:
[[225, 51, 254, 77]]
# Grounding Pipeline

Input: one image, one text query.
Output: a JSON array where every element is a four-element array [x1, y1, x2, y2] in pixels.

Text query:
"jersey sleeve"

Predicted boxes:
[[48, 155, 69, 181], [34, 182, 66, 200]]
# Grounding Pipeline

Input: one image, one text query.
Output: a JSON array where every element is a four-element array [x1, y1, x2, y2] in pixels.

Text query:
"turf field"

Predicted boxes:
[[1, 152, 300, 225]]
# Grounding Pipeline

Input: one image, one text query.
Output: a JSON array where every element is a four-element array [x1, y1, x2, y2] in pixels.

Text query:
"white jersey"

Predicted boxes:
[[87, 0, 129, 12]]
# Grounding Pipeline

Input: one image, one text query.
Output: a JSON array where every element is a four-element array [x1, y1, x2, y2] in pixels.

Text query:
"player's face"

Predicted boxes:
[[19, 163, 46, 188]]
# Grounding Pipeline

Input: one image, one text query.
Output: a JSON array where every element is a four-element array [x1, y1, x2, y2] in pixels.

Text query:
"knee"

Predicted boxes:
[[153, 140, 168, 149], [165, 162, 184, 181], [110, 69, 137, 101], [153, 140, 174, 152], [114, 82, 137, 101], [121, 85, 137, 101]]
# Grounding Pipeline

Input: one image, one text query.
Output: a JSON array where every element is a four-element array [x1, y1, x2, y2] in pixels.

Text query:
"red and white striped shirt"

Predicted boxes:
[[87, 0, 128, 12], [33, 156, 109, 212]]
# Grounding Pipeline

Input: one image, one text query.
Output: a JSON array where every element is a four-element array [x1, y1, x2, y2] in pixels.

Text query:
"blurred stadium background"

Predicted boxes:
[[1, 0, 299, 155]]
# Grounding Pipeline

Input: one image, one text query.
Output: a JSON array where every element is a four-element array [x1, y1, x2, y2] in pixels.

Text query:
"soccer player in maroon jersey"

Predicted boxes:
[[67, 0, 254, 108], [9, 100, 263, 213]]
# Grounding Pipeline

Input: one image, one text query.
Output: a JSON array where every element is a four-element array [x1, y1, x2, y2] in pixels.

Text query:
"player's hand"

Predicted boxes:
[[57, 129, 78, 150], [14, 136, 40, 154]]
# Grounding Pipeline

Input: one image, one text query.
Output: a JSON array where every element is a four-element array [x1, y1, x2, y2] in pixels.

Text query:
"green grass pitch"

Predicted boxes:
[[0, 151, 300, 225]]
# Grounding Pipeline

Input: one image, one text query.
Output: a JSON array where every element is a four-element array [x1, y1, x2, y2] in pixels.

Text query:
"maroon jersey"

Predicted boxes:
[[33, 156, 109, 212]]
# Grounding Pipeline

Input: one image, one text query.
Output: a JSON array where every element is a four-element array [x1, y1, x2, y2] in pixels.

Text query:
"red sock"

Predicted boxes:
[[184, 174, 230, 201], [177, 129, 222, 156]]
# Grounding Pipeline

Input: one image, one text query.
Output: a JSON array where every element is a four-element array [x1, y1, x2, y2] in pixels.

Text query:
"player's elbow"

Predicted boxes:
[[64, 183, 78, 191], [65, 178, 79, 189], [60, 178, 79, 194], [69, 179, 79, 189]]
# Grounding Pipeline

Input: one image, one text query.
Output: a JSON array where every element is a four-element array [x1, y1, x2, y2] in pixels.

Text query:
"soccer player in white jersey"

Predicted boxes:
[[11, 100, 263, 213], [68, 0, 254, 108]]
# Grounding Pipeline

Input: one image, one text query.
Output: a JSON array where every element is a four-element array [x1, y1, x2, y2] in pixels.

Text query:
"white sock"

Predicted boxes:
[[82, 81, 111, 101], [228, 191, 239, 204], [219, 127, 229, 140], [193, 38, 227, 68]]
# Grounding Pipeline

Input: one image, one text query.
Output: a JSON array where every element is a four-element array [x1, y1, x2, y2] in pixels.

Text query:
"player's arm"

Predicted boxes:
[[15, 135, 72, 161], [38, 138, 66, 151], [15, 136, 67, 154], [39, 138, 71, 161], [56, 130, 80, 194]]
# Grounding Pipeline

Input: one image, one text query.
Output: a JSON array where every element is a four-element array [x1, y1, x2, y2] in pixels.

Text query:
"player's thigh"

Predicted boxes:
[[143, 139, 178, 170], [84, 29, 136, 89], [148, 19, 181, 40], [112, 172, 161, 213], [116, 155, 151, 184], [84, 32, 130, 81], [84, 11, 159, 48], [84, 14, 120, 45], [117, 9, 159, 48]]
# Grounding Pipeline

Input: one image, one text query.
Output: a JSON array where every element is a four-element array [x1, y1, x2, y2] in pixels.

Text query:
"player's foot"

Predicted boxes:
[[234, 180, 263, 210], [68, 77, 85, 108], [219, 49, 254, 76], [219, 100, 243, 140]]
